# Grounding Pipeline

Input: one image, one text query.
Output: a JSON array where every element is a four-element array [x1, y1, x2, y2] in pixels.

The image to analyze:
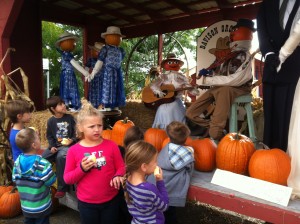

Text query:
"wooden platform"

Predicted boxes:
[[188, 171, 300, 224]]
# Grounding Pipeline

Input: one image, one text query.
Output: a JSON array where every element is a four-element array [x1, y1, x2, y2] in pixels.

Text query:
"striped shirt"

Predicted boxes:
[[12, 154, 56, 218], [126, 180, 169, 224], [168, 143, 194, 169]]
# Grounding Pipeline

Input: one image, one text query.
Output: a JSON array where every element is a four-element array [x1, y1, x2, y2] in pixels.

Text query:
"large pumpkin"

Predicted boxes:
[[105, 34, 121, 46], [0, 187, 21, 218], [111, 117, 135, 146], [144, 128, 168, 152], [0, 185, 13, 198], [192, 138, 217, 172], [162, 136, 193, 149], [216, 133, 255, 174], [102, 129, 112, 140], [249, 145, 291, 186]]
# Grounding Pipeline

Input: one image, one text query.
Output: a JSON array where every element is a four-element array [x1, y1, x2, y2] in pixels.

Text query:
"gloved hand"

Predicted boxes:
[[153, 90, 166, 98], [265, 53, 280, 72], [85, 73, 92, 82], [198, 69, 212, 77]]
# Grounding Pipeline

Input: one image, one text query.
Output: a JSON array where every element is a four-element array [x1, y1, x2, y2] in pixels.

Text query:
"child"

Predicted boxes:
[[64, 102, 125, 224], [42, 96, 77, 198], [157, 121, 194, 224], [12, 128, 56, 224], [118, 126, 144, 224], [5, 99, 34, 162], [124, 140, 169, 224]]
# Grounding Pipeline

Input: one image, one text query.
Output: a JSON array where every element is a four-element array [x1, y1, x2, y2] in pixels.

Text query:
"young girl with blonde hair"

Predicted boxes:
[[124, 140, 169, 224], [64, 102, 125, 224]]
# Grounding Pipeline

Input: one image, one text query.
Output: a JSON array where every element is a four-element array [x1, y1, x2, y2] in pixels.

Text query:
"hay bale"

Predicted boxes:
[[120, 100, 155, 130]]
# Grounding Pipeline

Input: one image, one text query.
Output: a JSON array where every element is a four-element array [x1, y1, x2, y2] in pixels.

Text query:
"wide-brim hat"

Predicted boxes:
[[55, 31, 79, 48], [101, 26, 125, 38], [232, 18, 256, 32], [88, 42, 104, 51], [161, 53, 184, 67], [209, 36, 230, 55]]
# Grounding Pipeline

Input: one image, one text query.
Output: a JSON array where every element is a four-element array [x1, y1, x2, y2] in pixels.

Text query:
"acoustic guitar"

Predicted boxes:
[[142, 84, 211, 109]]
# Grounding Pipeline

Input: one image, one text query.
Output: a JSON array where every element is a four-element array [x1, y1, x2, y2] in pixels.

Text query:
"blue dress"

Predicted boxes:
[[97, 45, 126, 108], [58, 49, 81, 109], [85, 58, 102, 108]]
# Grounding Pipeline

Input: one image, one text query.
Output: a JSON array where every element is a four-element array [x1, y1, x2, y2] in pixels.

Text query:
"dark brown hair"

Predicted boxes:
[[166, 121, 190, 145], [46, 96, 65, 115], [123, 126, 144, 148], [5, 99, 33, 123], [15, 128, 38, 153]]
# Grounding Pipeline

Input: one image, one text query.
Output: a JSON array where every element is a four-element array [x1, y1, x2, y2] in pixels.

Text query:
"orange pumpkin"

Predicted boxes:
[[144, 128, 168, 152], [0, 185, 13, 198], [105, 34, 121, 46], [0, 187, 21, 218], [111, 117, 134, 146], [102, 129, 112, 140], [192, 138, 217, 172], [216, 133, 255, 174], [249, 145, 291, 186], [162, 136, 193, 149], [59, 39, 75, 51]]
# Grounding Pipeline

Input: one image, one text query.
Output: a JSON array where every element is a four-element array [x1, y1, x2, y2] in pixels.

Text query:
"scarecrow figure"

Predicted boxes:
[[89, 26, 126, 111], [85, 42, 105, 108], [150, 53, 199, 129], [55, 31, 89, 110]]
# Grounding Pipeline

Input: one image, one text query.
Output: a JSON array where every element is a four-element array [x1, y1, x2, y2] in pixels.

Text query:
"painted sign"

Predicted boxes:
[[196, 20, 236, 88]]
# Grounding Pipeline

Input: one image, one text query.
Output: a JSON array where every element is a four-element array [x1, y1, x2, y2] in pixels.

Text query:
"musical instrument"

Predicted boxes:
[[142, 84, 211, 109]]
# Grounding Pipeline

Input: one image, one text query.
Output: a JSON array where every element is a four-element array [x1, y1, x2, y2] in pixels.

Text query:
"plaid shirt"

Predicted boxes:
[[168, 143, 194, 169]]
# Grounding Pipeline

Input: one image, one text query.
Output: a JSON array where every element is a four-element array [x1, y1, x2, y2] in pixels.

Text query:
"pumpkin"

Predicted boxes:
[[0, 187, 21, 218], [216, 133, 255, 174], [105, 34, 121, 46], [51, 186, 59, 213], [162, 136, 193, 149], [249, 144, 291, 186], [144, 128, 168, 152], [192, 138, 217, 172], [59, 39, 75, 51], [111, 117, 134, 146], [102, 129, 112, 140], [0, 184, 13, 198]]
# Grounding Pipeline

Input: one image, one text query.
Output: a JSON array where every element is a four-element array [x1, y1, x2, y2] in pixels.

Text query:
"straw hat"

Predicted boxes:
[[88, 42, 104, 51], [55, 31, 79, 48], [161, 53, 184, 67], [101, 26, 125, 38], [208, 36, 230, 55]]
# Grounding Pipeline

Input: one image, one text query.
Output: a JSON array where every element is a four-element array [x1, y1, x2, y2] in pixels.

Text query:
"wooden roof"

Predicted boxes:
[[40, 0, 262, 38]]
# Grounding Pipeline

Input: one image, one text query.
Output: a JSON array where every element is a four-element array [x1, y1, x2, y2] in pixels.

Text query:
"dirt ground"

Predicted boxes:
[[0, 201, 266, 224]]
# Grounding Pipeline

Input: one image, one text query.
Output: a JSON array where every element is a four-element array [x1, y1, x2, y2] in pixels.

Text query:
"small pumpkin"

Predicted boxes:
[[0, 184, 13, 198], [192, 138, 217, 172], [102, 129, 112, 140], [59, 39, 75, 51], [0, 187, 21, 218], [144, 128, 168, 152], [216, 133, 255, 174], [162, 136, 193, 149], [249, 144, 291, 186], [111, 117, 135, 146], [105, 34, 121, 46]]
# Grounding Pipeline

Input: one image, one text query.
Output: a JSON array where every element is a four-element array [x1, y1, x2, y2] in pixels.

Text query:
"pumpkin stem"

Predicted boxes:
[[10, 186, 18, 193], [258, 142, 270, 149], [234, 132, 241, 140], [123, 117, 129, 123]]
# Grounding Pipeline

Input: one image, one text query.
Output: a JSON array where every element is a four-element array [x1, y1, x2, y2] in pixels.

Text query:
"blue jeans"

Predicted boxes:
[[78, 195, 119, 224], [24, 216, 49, 224]]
